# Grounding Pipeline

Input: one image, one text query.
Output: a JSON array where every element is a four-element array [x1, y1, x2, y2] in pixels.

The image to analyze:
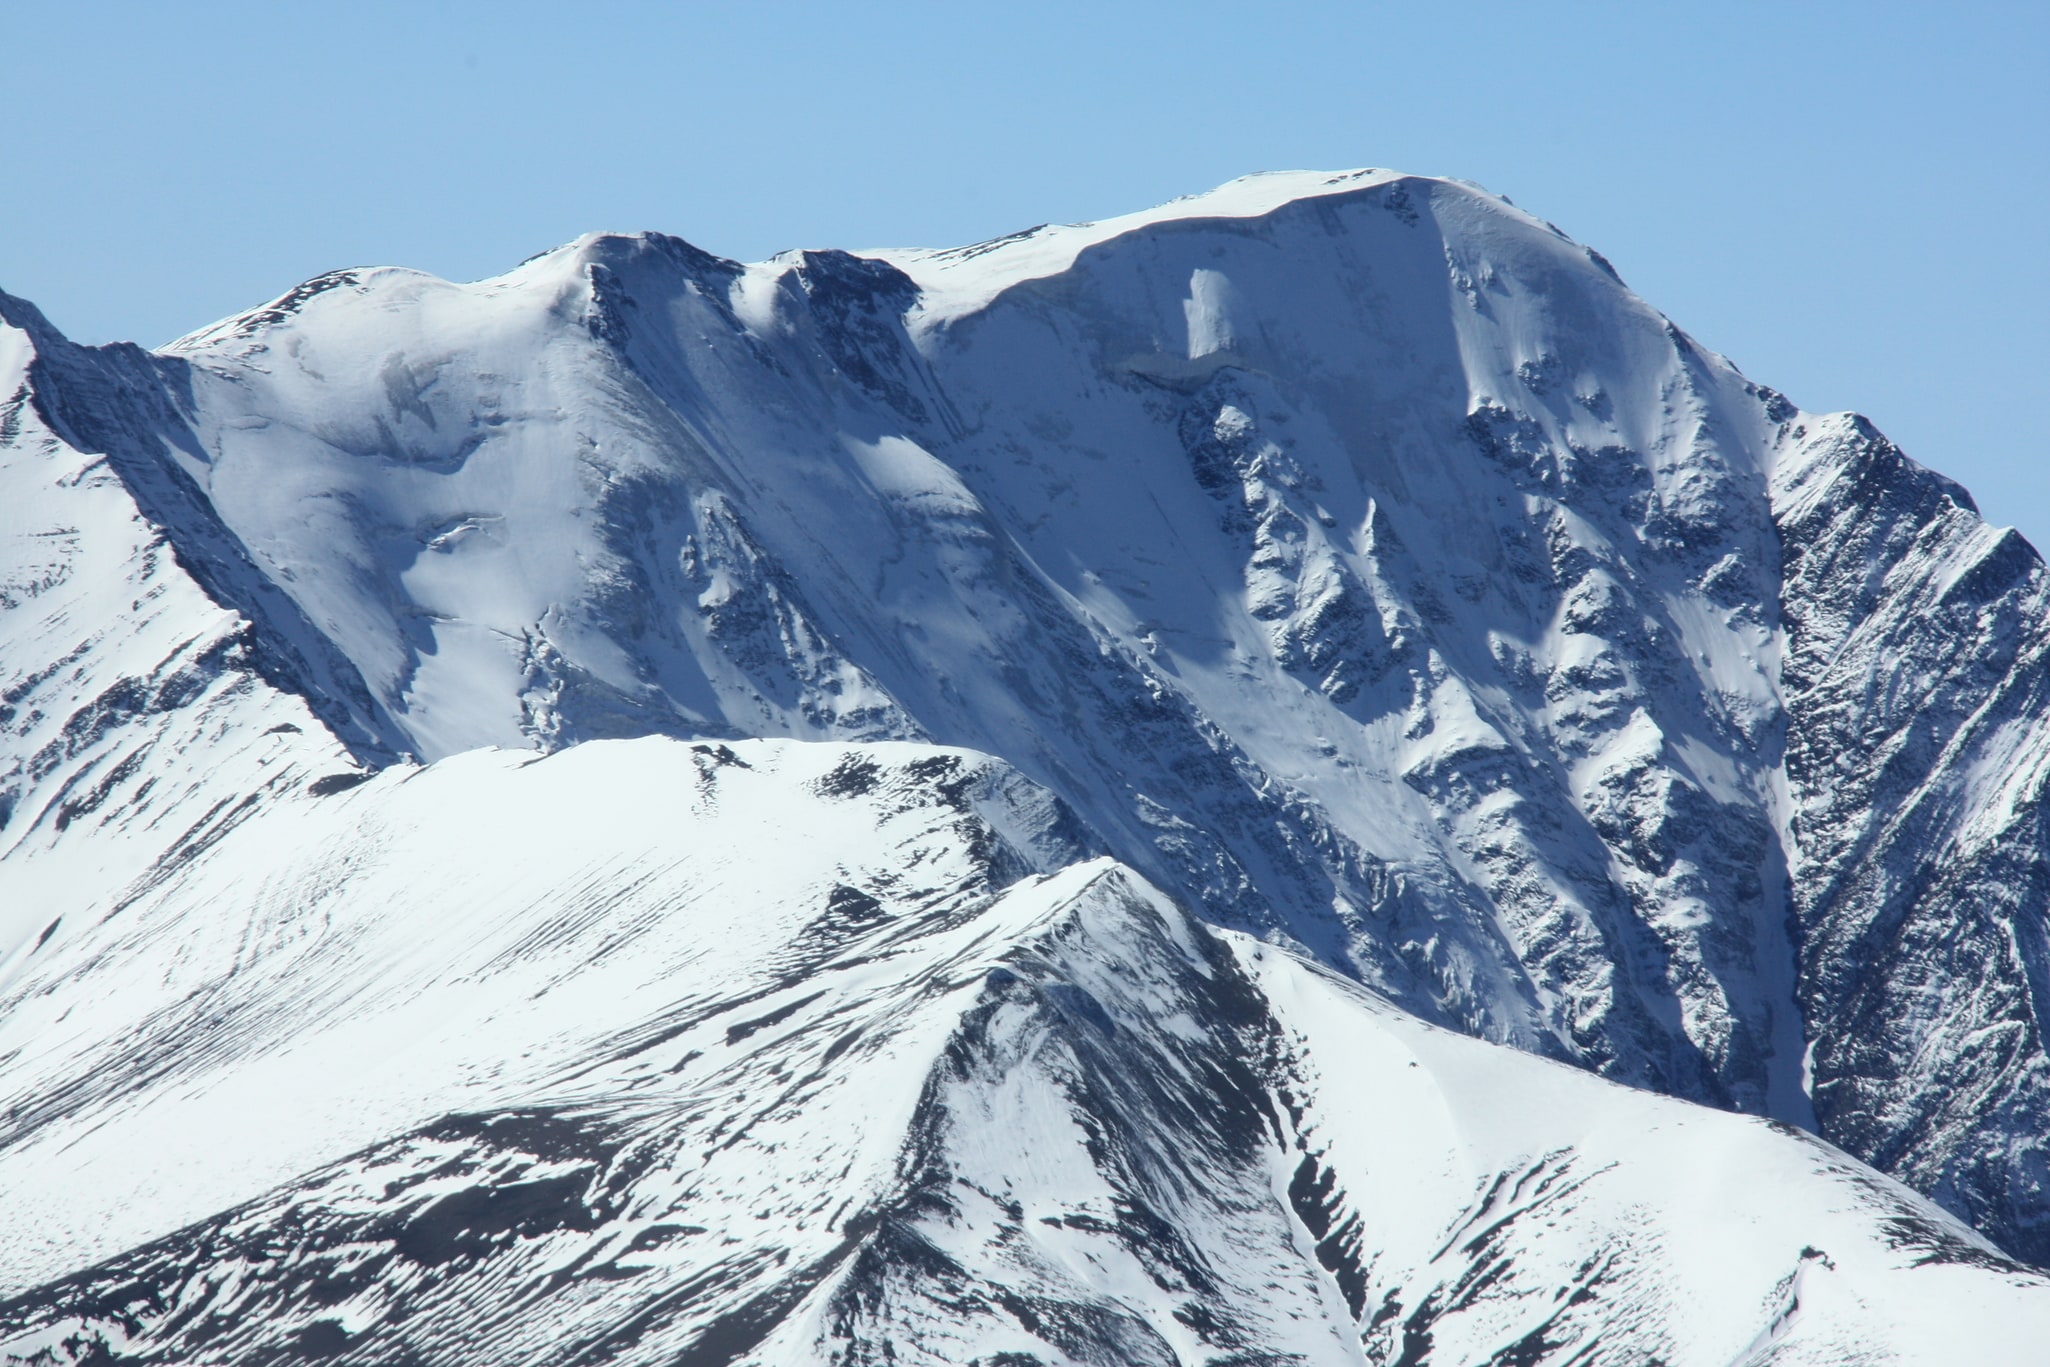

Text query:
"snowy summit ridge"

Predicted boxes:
[[3, 169, 2050, 1364]]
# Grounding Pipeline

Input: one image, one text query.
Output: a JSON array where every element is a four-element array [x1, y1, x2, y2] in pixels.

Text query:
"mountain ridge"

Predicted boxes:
[[2, 735, 2044, 1364], [3, 168, 2048, 1359]]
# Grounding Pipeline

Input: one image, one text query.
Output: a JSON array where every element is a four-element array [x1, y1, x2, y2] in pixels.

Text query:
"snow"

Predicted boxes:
[[4, 165, 2050, 1357], [1245, 938, 2050, 1363], [6, 735, 2039, 1361], [0, 319, 353, 976], [871, 169, 1407, 331], [0, 737, 1087, 1293]]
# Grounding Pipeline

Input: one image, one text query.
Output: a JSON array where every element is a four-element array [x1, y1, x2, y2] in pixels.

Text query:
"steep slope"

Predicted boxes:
[[0, 737, 1088, 1294], [0, 305, 362, 981], [3, 168, 2046, 1267], [1, 737, 2043, 1366], [19, 172, 1809, 1106], [1773, 413, 2050, 1264]]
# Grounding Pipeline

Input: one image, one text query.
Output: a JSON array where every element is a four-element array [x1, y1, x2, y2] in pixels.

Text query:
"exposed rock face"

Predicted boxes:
[[2, 167, 2047, 1350], [1774, 412, 2050, 1262]]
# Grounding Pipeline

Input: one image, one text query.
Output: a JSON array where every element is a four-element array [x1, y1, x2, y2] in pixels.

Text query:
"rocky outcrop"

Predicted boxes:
[[1774, 412, 2050, 1263]]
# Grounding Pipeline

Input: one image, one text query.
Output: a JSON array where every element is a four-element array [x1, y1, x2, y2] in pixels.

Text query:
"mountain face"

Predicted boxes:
[[2, 169, 2047, 1360], [0, 741, 2043, 1367], [2, 738, 2041, 1367]]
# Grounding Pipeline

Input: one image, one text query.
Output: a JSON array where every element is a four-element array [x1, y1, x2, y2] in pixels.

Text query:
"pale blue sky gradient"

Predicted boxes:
[[5, 1, 2045, 544]]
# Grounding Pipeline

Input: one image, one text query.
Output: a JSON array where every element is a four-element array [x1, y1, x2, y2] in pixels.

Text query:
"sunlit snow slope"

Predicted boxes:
[[0, 738, 2043, 1365], [3, 167, 2049, 1357]]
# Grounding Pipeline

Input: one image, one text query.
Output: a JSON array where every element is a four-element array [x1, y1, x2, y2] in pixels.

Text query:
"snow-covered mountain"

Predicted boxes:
[[3, 168, 2048, 1360], [2, 739, 2045, 1365]]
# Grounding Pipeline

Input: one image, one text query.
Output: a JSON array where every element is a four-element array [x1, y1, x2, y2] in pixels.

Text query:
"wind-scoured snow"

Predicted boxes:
[[871, 168, 1410, 327], [0, 313, 357, 977], [0, 739, 2043, 1364], [0, 737, 1086, 1294], [2, 167, 2048, 1357]]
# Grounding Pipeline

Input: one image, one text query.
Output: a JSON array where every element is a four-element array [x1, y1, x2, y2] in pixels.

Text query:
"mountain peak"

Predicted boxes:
[[871, 167, 1439, 325], [5, 169, 2050, 1357]]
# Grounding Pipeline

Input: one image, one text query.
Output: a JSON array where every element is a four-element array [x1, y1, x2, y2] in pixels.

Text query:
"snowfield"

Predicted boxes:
[[3, 738, 2045, 1364], [2, 168, 2048, 1361]]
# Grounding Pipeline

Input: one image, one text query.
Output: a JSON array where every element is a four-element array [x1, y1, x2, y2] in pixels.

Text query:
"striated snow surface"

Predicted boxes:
[[2, 167, 2049, 1358], [1, 737, 2044, 1365]]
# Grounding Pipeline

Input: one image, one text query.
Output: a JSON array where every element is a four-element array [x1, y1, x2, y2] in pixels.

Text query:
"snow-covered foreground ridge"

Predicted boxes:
[[1, 739, 2045, 1365], [2, 167, 2048, 1358]]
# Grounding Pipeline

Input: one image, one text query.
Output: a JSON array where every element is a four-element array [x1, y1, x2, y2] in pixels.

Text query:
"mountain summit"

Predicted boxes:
[[3, 170, 2047, 1363]]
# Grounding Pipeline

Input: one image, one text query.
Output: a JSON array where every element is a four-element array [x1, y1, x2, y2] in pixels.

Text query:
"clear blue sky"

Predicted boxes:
[[5, 2, 2045, 546]]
